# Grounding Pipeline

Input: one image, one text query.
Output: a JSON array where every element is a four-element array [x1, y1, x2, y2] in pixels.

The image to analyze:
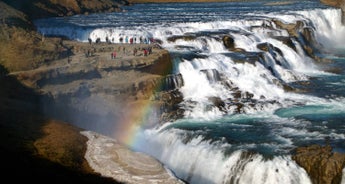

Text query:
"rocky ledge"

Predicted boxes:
[[11, 40, 182, 134]]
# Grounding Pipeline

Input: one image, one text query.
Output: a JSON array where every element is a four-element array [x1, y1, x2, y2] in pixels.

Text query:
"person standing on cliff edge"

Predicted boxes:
[[112, 50, 117, 59]]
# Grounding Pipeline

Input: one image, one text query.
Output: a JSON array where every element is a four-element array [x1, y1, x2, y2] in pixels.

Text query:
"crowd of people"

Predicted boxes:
[[86, 35, 158, 60], [88, 35, 156, 45], [110, 46, 153, 60]]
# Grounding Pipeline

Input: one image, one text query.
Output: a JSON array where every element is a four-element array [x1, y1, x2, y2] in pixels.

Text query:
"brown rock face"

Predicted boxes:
[[292, 145, 345, 184], [272, 19, 304, 37], [0, 2, 64, 72]]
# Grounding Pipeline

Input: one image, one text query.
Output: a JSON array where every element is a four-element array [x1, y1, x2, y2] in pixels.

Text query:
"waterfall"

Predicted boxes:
[[299, 8, 345, 49], [133, 127, 312, 184], [34, 4, 345, 184], [134, 7, 344, 183]]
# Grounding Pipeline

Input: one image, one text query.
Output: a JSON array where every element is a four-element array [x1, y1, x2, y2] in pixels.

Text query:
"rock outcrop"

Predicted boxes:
[[292, 145, 345, 184]]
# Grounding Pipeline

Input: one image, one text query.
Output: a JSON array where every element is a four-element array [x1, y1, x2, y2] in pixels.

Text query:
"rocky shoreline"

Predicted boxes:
[[1, 0, 345, 183]]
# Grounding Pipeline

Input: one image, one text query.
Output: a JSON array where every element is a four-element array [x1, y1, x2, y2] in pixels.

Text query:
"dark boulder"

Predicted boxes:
[[257, 42, 283, 57], [273, 36, 297, 52], [222, 35, 236, 51], [208, 96, 226, 112], [257, 42, 272, 52]]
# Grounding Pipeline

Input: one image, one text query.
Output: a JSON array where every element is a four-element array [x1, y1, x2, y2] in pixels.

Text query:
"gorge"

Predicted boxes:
[[1, 0, 345, 184]]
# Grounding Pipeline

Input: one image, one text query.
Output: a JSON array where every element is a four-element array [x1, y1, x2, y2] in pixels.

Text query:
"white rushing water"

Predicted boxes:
[[132, 126, 312, 184], [132, 7, 345, 183]]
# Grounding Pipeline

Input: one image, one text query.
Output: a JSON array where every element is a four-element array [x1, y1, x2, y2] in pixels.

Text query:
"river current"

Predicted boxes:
[[34, 0, 345, 183]]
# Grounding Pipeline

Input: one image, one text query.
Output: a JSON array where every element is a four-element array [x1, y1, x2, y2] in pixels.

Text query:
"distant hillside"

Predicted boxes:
[[2, 0, 130, 20], [321, 0, 344, 7]]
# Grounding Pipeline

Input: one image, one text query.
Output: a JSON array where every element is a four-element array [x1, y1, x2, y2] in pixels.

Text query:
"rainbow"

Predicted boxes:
[[114, 99, 157, 147], [112, 54, 174, 147]]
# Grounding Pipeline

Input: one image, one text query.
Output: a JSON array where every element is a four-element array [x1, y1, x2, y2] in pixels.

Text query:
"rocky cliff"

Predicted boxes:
[[0, 1, 62, 72], [0, 1, 183, 183]]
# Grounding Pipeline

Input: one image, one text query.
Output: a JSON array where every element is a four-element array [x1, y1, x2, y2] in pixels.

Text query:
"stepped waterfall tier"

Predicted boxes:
[[34, 1, 345, 183]]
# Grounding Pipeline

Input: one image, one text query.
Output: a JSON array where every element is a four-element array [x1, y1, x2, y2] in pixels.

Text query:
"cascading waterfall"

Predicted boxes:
[[133, 126, 312, 184], [299, 9, 345, 49], [135, 8, 345, 183], [34, 2, 345, 183]]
